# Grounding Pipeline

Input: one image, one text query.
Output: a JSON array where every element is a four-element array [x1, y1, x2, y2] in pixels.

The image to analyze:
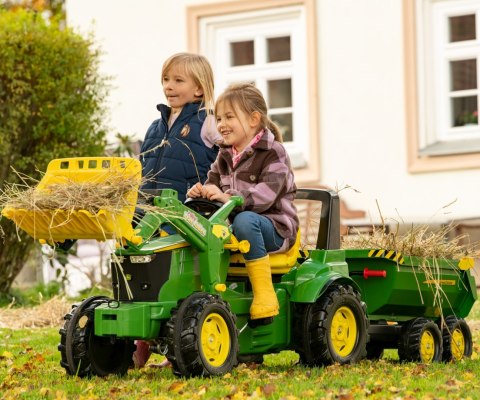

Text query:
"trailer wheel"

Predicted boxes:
[[398, 318, 442, 363], [294, 283, 368, 366], [164, 293, 238, 377], [58, 296, 135, 377], [440, 316, 473, 362]]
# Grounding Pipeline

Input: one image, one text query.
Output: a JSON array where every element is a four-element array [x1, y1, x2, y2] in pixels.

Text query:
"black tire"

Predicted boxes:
[[58, 296, 135, 377], [439, 316, 473, 362], [398, 317, 442, 363], [163, 293, 238, 377], [294, 283, 368, 366]]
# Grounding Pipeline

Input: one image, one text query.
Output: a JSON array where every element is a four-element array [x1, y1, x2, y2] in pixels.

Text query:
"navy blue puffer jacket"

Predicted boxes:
[[140, 102, 218, 202]]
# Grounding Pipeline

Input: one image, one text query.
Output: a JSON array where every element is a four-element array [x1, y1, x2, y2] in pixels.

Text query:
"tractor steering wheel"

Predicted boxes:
[[184, 198, 223, 218]]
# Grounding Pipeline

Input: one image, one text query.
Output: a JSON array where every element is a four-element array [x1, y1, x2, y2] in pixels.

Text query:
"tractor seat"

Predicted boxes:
[[228, 231, 303, 276]]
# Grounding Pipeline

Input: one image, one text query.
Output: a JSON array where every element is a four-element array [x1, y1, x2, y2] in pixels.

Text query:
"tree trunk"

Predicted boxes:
[[0, 219, 35, 294]]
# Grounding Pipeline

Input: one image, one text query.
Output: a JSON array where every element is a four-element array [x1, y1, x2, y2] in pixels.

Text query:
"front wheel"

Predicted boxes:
[[398, 317, 442, 363], [439, 316, 473, 362], [164, 293, 238, 377], [58, 296, 135, 377], [295, 283, 368, 366]]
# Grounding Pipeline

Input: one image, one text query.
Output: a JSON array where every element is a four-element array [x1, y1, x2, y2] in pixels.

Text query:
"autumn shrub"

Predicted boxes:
[[0, 9, 108, 294]]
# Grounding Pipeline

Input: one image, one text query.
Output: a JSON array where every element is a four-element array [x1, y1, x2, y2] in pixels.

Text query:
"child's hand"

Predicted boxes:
[[202, 184, 231, 203], [187, 182, 203, 198]]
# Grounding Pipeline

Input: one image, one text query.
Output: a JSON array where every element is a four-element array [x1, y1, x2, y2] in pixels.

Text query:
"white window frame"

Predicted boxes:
[[187, 0, 319, 183], [417, 0, 480, 156]]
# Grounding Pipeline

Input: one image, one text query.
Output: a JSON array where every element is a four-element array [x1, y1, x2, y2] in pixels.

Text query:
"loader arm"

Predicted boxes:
[[132, 189, 245, 292]]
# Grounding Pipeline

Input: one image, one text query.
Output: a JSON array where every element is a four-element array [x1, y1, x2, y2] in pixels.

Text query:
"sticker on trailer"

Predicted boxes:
[[423, 279, 456, 286]]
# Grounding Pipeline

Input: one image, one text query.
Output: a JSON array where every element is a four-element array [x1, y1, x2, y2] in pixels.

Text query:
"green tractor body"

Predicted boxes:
[[2, 157, 477, 377]]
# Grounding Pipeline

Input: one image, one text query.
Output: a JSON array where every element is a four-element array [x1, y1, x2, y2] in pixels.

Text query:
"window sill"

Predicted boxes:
[[418, 139, 480, 157]]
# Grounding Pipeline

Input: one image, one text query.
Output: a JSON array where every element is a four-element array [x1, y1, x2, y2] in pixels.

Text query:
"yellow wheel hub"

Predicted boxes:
[[200, 313, 230, 367], [331, 306, 357, 357], [451, 327, 465, 360], [420, 330, 436, 363]]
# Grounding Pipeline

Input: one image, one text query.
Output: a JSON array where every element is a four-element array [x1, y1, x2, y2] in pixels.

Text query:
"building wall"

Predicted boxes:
[[65, 0, 480, 225]]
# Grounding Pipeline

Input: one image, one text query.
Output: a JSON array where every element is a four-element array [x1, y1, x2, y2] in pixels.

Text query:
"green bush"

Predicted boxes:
[[0, 9, 109, 294], [0, 281, 62, 307]]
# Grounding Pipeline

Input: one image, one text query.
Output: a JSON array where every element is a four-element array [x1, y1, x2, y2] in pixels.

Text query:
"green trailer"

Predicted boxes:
[[346, 249, 477, 362], [2, 157, 477, 378]]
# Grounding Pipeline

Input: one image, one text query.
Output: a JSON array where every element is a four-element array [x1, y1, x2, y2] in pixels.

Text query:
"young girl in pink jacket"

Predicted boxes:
[[188, 83, 298, 323]]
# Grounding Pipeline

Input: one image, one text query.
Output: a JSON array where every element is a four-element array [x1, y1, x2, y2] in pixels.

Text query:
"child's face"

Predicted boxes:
[[162, 64, 203, 112], [216, 101, 257, 152]]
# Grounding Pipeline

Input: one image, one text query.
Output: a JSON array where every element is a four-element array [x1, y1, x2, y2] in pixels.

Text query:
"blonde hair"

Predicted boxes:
[[215, 82, 283, 142], [162, 52, 215, 112]]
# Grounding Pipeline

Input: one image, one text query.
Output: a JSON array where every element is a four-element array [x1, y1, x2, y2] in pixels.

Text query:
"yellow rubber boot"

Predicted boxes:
[[246, 255, 279, 320]]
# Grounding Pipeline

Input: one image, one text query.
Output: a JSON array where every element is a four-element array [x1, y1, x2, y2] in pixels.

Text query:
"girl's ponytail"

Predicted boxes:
[[267, 118, 283, 143]]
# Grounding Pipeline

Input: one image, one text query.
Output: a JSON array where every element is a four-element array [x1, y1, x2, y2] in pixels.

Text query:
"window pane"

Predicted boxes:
[[449, 15, 476, 42], [267, 36, 291, 62], [451, 59, 477, 91], [267, 79, 292, 108], [452, 96, 478, 127], [270, 113, 293, 142], [230, 41, 254, 66]]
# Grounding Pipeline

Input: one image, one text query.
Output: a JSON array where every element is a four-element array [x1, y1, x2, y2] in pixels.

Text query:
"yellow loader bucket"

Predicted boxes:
[[1, 157, 143, 244]]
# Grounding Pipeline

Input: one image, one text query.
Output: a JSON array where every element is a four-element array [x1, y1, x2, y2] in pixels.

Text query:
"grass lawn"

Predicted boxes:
[[0, 298, 479, 399]]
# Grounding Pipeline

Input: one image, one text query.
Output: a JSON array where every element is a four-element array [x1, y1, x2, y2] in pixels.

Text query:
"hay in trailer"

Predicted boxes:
[[342, 223, 480, 260], [342, 223, 480, 319]]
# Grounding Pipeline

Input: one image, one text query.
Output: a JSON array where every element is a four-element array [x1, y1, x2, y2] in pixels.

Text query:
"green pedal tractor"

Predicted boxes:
[[2, 157, 477, 377]]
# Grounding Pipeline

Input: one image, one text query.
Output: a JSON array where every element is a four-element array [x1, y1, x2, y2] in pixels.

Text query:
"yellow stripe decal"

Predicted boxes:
[[368, 249, 405, 264]]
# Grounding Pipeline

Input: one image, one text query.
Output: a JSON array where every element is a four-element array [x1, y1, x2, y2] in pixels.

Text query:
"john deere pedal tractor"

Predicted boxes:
[[2, 157, 477, 377]]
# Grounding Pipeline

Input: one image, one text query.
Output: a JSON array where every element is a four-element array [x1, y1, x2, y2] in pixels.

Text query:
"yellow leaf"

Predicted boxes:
[[471, 351, 478, 360], [463, 372, 475, 381], [55, 390, 68, 400], [39, 387, 50, 396], [301, 390, 315, 398], [388, 386, 400, 393], [168, 381, 186, 393], [1, 351, 14, 359]]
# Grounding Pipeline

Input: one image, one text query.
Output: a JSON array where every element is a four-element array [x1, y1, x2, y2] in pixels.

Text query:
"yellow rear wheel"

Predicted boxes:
[[331, 306, 358, 357], [294, 284, 368, 366]]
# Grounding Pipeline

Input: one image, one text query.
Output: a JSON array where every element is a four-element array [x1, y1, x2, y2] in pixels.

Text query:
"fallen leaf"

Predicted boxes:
[[1, 351, 14, 359], [168, 381, 186, 393], [262, 383, 276, 396], [388, 386, 401, 393]]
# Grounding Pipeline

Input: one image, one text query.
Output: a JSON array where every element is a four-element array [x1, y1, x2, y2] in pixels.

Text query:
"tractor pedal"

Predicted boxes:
[[248, 316, 274, 328]]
